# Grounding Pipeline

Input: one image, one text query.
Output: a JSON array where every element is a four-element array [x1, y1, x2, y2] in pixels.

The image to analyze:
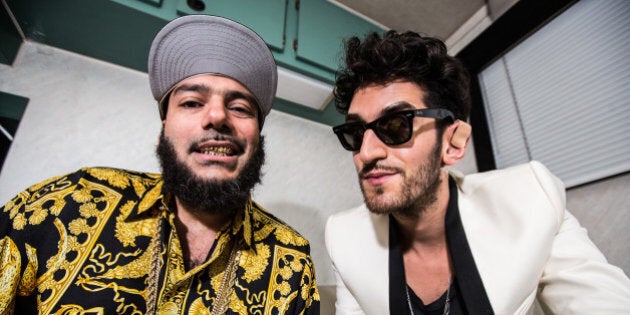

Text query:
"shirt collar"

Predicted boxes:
[[128, 178, 255, 250], [227, 199, 255, 250]]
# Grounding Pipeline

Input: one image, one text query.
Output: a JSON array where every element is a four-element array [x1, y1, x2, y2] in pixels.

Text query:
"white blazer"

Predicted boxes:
[[325, 161, 630, 314]]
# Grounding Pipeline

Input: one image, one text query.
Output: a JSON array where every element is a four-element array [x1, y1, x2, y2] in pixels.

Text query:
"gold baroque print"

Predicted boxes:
[[86, 168, 131, 189], [17, 185, 75, 230], [234, 283, 266, 315], [138, 182, 162, 213], [190, 297, 210, 315], [265, 246, 311, 315], [273, 225, 309, 247], [299, 259, 318, 305], [228, 292, 249, 315], [38, 219, 72, 310], [37, 179, 123, 314], [17, 243, 38, 296], [52, 304, 105, 315], [115, 201, 152, 247], [4, 190, 30, 220], [0, 237, 21, 311], [79, 244, 147, 281], [29, 174, 69, 195], [240, 243, 270, 283], [79, 203, 99, 218], [253, 224, 275, 243], [71, 187, 93, 203]]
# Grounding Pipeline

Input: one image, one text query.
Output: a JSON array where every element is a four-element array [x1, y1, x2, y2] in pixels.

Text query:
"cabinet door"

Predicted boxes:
[[296, 0, 383, 72], [176, 0, 287, 51]]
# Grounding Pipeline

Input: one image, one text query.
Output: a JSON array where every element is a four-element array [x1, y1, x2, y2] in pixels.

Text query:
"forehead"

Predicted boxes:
[[348, 81, 426, 118], [171, 74, 252, 95]]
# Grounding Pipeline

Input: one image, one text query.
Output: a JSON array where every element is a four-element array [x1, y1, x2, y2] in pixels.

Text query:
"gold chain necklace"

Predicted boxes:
[[146, 212, 241, 314], [146, 214, 163, 315]]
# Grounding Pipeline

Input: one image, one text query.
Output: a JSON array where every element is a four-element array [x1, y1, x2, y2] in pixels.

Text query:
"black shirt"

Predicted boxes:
[[388, 176, 494, 315]]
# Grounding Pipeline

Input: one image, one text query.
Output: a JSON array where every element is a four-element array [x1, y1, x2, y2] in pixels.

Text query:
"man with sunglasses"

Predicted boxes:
[[325, 31, 630, 314]]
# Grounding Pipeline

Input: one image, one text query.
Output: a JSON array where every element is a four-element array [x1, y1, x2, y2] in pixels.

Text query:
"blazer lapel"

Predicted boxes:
[[389, 216, 412, 315], [446, 176, 494, 314]]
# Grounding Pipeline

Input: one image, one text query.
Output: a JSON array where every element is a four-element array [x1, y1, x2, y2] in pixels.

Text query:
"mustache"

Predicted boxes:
[[359, 162, 401, 178], [187, 129, 246, 154]]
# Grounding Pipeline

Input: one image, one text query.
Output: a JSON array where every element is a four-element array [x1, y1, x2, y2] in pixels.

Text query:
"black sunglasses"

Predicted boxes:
[[332, 108, 455, 151]]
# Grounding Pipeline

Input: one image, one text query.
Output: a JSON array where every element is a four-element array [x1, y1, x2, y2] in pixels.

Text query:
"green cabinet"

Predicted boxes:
[[111, 0, 384, 82], [296, 1, 382, 73], [5, 0, 384, 124], [174, 0, 287, 51]]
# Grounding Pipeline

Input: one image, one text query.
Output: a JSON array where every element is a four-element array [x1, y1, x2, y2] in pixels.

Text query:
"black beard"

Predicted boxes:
[[156, 130, 265, 216], [361, 140, 442, 219]]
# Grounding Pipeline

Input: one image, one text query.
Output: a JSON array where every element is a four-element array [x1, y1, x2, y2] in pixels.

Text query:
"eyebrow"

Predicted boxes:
[[172, 84, 257, 106], [346, 101, 416, 123], [171, 83, 211, 96], [171, 83, 260, 117]]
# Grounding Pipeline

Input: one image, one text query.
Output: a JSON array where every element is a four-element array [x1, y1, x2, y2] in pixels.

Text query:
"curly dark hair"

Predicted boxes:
[[334, 30, 471, 122]]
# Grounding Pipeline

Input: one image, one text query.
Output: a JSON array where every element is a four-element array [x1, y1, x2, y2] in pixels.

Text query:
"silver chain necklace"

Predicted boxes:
[[405, 280, 451, 315]]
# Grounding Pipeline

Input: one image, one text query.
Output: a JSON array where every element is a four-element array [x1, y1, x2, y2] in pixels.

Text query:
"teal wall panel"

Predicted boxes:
[[175, 0, 287, 51], [0, 3, 22, 65], [0, 92, 28, 121], [6, 0, 167, 72], [297, 1, 384, 72], [3, 0, 381, 125], [0, 91, 28, 174]]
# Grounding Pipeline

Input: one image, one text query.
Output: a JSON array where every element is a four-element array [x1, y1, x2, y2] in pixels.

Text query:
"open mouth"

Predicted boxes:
[[197, 145, 237, 157]]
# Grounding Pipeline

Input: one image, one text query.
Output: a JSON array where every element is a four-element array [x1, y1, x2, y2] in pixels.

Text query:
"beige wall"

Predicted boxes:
[[566, 172, 630, 274]]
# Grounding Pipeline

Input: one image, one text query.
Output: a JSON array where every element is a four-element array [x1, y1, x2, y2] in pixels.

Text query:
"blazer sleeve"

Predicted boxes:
[[530, 162, 630, 314], [325, 215, 366, 315]]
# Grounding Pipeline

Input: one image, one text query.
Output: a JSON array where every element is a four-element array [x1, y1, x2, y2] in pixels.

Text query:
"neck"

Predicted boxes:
[[396, 171, 453, 304], [393, 170, 450, 249], [174, 198, 233, 269]]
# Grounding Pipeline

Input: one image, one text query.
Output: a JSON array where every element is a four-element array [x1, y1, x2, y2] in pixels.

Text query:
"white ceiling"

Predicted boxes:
[[332, 0, 520, 54]]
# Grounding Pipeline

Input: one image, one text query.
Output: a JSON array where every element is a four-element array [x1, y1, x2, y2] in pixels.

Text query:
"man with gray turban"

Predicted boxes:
[[0, 15, 319, 314]]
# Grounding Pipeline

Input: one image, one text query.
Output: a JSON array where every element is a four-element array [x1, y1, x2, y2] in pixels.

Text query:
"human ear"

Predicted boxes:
[[442, 120, 471, 166]]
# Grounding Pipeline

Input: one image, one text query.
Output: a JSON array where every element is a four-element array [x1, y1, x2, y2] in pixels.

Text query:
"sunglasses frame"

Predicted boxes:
[[332, 108, 455, 151]]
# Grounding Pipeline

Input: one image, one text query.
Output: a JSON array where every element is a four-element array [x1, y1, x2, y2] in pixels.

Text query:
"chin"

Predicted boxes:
[[191, 164, 239, 178]]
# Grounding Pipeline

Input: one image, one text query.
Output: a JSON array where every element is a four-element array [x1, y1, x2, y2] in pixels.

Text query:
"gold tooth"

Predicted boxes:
[[201, 146, 232, 156]]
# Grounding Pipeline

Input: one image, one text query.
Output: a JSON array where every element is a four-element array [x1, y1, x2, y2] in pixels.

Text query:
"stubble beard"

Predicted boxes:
[[156, 129, 265, 217], [360, 141, 442, 219]]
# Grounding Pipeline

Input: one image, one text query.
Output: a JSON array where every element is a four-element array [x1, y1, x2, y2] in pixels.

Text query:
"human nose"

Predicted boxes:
[[201, 99, 230, 130], [356, 128, 387, 163]]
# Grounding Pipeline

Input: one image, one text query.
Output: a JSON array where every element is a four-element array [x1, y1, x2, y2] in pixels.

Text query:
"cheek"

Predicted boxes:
[[352, 154, 363, 171], [237, 122, 260, 145]]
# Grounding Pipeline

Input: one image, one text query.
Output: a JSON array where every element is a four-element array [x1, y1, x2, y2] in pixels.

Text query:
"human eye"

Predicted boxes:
[[179, 100, 203, 108], [228, 101, 255, 117]]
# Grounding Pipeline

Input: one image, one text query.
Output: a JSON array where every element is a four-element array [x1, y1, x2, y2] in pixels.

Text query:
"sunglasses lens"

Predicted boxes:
[[337, 125, 364, 150], [374, 113, 411, 145]]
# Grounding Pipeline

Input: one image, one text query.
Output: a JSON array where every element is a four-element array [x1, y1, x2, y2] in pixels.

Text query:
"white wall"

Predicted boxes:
[[0, 41, 370, 286]]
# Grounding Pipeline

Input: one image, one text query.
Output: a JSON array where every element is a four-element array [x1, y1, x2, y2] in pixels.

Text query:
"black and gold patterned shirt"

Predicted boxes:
[[0, 167, 320, 314]]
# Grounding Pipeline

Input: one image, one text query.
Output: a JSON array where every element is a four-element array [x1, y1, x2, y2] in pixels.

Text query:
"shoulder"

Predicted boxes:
[[326, 204, 387, 236], [12, 167, 161, 193], [453, 161, 566, 224], [326, 204, 371, 228], [325, 204, 389, 257], [249, 202, 311, 251], [453, 160, 559, 187], [78, 167, 162, 190], [454, 161, 564, 198], [2, 167, 161, 227]]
